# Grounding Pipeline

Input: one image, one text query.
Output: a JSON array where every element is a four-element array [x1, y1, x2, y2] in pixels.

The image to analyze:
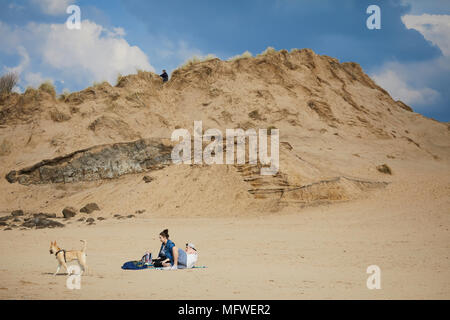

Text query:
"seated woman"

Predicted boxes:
[[151, 229, 176, 267], [149, 229, 198, 269]]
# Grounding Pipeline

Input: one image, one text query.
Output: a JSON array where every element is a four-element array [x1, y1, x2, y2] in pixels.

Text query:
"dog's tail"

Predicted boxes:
[[80, 240, 87, 252]]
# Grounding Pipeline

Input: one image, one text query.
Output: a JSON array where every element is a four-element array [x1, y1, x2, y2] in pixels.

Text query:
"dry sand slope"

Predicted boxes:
[[0, 48, 449, 299]]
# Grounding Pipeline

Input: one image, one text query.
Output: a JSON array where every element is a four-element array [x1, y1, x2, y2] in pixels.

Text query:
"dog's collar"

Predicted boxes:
[[55, 249, 66, 263]]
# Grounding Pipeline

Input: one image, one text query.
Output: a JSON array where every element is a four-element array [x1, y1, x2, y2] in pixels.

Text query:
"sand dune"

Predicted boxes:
[[0, 48, 449, 299]]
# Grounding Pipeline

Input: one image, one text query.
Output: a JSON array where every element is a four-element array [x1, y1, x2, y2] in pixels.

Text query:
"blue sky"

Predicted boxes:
[[0, 0, 449, 121]]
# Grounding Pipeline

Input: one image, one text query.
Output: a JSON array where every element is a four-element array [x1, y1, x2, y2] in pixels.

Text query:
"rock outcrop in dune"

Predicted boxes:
[[6, 139, 172, 185]]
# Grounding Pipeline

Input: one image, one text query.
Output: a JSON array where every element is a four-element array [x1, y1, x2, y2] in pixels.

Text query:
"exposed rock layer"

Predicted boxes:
[[6, 139, 172, 185]]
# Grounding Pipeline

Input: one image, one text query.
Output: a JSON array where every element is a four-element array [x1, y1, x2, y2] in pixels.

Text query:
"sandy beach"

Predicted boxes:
[[1, 48, 449, 300], [0, 161, 448, 300]]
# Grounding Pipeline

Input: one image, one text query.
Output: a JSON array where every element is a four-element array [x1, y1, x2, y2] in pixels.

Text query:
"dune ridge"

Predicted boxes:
[[0, 48, 449, 219]]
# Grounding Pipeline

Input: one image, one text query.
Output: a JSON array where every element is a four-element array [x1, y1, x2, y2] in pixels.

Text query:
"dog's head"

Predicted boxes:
[[49, 241, 58, 254]]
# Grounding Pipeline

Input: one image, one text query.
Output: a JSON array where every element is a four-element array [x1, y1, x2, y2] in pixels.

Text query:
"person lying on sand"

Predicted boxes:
[[175, 243, 199, 269]]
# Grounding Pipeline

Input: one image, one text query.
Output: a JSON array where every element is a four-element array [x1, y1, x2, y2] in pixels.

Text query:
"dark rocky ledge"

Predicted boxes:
[[6, 138, 173, 185]]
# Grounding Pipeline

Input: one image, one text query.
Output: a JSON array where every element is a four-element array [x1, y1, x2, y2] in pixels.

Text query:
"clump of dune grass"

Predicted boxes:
[[58, 89, 71, 101], [23, 86, 37, 98], [0, 72, 19, 94], [116, 73, 125, 87], [228, 51, 253, 62], [93, 81, 112, 90], [38, 81, 56, 97], [181, 56, 201, 69], [178, 54, 218, 70], [50, 108, 71, 122], [258, 46, 277, 57], [93, 81, 108, 87], [136, 69, 153, 75], [21, 86, 39, 104], [136, 69, 155, 82]]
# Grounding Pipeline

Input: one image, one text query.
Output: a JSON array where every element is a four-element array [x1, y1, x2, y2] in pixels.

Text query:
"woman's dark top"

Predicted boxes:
[[158, 239, 175, 264]]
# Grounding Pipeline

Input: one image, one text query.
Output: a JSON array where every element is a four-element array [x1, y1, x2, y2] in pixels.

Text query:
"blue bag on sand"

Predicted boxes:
[[121, 260, 150, 270]]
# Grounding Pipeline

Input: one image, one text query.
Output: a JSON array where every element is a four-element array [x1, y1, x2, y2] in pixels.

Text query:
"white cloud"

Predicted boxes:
[[40, 21, 154, 83], [8, 3, 25, 11], [154, 38, 204, 63], [110, 27, 126, 38], [31, 0, 76, 15], [372, 66, 439, 105], [370, 13, 450, 109], [402, 14, 450, 56], [24, 72, 47, 88], [0, 20, 153, 90], [4, 46, 30, 74], [400, 0, 450, 15]]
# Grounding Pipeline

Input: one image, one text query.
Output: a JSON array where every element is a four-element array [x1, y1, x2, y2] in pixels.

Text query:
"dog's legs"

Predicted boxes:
[[79, 255, 88, 275], [54, 264, 61, 276], [80, 263, 88, 275], [61, 261, 70, 275]]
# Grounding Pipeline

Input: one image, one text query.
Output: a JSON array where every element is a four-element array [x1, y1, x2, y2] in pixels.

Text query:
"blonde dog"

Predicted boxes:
[[49, 240, 88, 276]]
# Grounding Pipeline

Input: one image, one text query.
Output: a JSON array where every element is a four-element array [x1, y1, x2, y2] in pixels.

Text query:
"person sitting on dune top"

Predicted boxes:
[[160, 69, 168, 82]]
